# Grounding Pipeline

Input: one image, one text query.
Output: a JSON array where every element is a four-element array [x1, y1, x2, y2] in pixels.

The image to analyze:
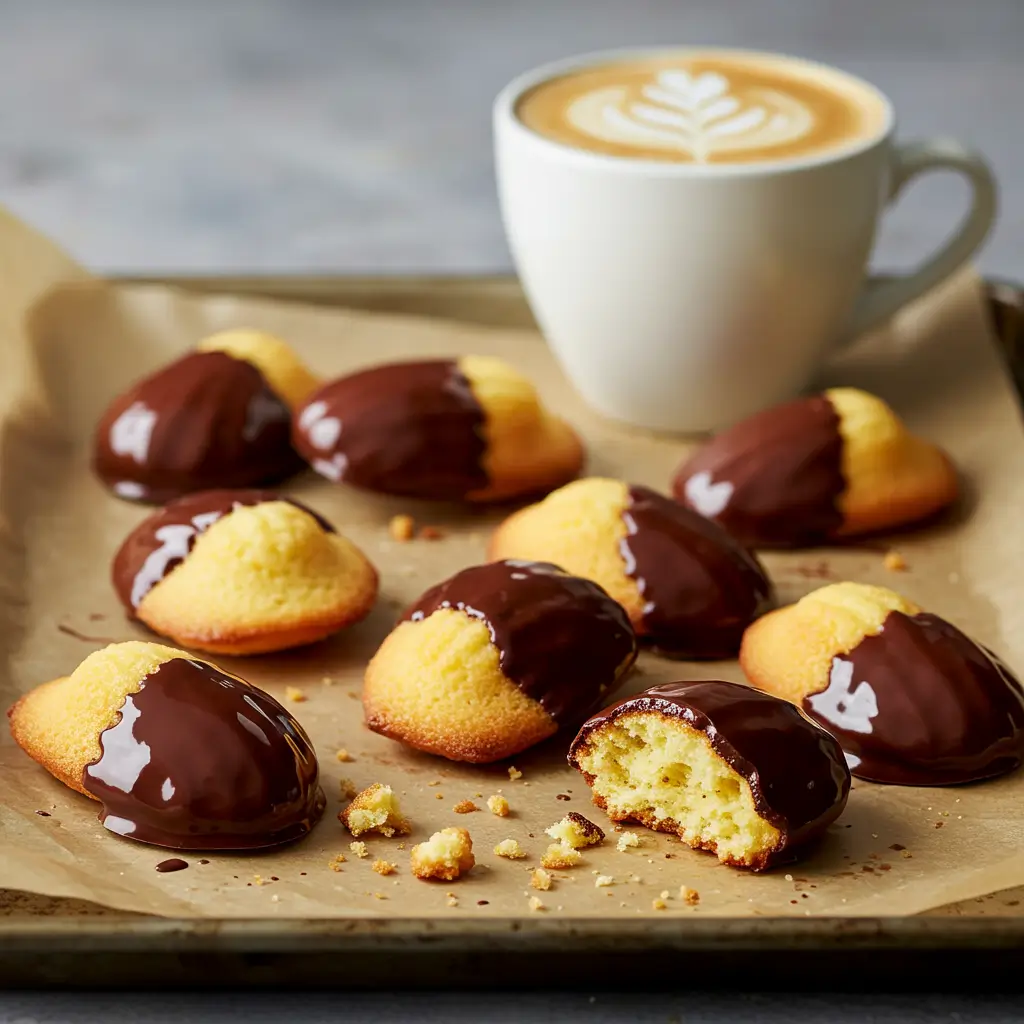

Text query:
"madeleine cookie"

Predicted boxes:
[[7, 641, 325, 849], [740, 582, 1024, 785], [673, 388, 958, 547], [94, 329, 319, 504], [363, 560, 637, 763], [112, 489, 377, 655], [567, 681, 850, 870], [293, 355, 583, 502], [489, 479, 774, 658]]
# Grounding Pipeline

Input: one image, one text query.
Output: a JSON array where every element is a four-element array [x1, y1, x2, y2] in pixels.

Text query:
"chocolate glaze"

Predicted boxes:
[[112, 489, 334, 612], [292, 360, 488, 499], [621, 485, 775, 658], [673, 395, 845, 548], [402, 560, 637, 725], [805, 612, 1024, 785], [155, 858, 188, 873], [93, 351, 304, 504], [569, 680, 850, 867], [83, 658, 325, 850]]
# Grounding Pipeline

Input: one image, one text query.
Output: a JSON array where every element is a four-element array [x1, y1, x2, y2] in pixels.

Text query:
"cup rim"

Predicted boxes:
[[494, 46, 896, 177]]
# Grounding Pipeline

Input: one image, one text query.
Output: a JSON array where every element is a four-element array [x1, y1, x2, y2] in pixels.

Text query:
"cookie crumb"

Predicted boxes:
[[494, 838, 527, 859], [350, 841, 369, 859], [389, 514, 415, 542], [372, 859, 397, 876], [487, 794, 510, 817], [453, 800, 479, 814], [530, 868, 553, 891], [339, 778, 358, 800], [447, 896, 459, 907], [541, 842, 583, 870], [411, 828, 475, 881], [883, 550, 908, 572], [681, 886, 700, 905], [546, 812, 604, 849], [419, 525, 444, 541], [340, 783, 412, 837], [328, 854, 347, 872], [284, 686, 306, 703], [528, 896, 546, 912], [508, 766, 523, 781], [335, 749, 354, 763], [594, 874, 614, 888], [901, 849, 913, 859], [652, 897, 667, 910], [616, 832, 641, 852], [427, 780, 441, 787]]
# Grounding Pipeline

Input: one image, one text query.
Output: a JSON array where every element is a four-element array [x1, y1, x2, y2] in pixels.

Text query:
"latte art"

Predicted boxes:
[[516, 54, 888, 165], [573, 70, 814, 162]]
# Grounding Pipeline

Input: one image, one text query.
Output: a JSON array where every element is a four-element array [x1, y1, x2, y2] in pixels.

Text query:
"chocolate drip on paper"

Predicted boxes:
[[403, 560, 636, 725], [620, 485, 775, 658], [93, 351, 303, 504], [805, 612, 1024, 785], [83, 658, 324, 850], [293, 360, 489, 499], [673, 394, 845, 547]]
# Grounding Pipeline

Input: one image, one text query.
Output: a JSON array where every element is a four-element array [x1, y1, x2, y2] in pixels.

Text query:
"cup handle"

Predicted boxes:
[[845, 139, 997, 341]]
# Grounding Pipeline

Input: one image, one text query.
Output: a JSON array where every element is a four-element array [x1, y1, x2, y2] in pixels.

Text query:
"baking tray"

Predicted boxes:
[[2, 273, 1024, 991]]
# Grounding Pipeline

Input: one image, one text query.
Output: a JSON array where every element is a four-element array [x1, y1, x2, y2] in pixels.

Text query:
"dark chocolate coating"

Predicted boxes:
[[672, 394, 845, 548], [621, 485, 775, 658], [403, 560, 637, 725], [292, 360, 488, 500], [111, 489, 334, 613], [805, 612, 1024, 785], [83, 658, 325, 850], [569, 680, 850, 866], [93, 351, 304, 504]]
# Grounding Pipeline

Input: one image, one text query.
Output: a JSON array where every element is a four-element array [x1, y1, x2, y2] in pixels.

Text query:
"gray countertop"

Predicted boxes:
[[2, 1, 1023, 1020]]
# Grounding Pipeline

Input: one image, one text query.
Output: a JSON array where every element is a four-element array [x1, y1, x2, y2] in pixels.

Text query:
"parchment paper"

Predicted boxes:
[[1, 208, 1023, 921]]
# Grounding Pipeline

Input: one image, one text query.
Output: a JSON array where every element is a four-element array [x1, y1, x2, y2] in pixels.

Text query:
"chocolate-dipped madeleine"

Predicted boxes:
[[7, 641, 325, 850], [111, 489, 377, 655], [363, 560, 637, 763], [490, 478, 774, 658], [293, 355, 583, 502], [673, 388, 958, 547], [568, 680, 850, 870], [94, 329, 318, 503], [740, 582, 1024, 785]]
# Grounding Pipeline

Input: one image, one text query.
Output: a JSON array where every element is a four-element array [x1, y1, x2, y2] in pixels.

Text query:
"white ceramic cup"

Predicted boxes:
[[494, 47, 997, 432]]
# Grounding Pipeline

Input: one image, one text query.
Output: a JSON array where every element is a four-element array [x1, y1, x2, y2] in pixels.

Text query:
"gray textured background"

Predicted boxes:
[[1, 0, 1021, 280], [2, 0, 1023, 1020]]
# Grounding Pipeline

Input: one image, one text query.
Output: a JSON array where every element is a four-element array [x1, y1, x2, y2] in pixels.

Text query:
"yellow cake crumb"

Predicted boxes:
[[410, 828, 475, 881], [372, 859, 397, 876], [340, 783, 411, 837], [285, 686, 306, 703], [389, 514, 415, 542], [447, 896, 459, 907], [339, 778, 358, 800], [545, 812, 604, 849], [681, 886, 700, 905], [350, 841, 369, 859], [541, 843, 582, 870], [530, 868, 553, 891], [487, 794, 510, 817], [435, 793, 444, 800], [328, 854, 346, 872], [494, 838, 527, 860], [652, 897, 667, 910], [616, 832, 641, 852], [883, 550, 908, 572], [453, 800, 479, 814], [508, 766, 523, 780], [594, 874, 614, 888], [335, 749, 354, 763], [528, 896, 546, 912]]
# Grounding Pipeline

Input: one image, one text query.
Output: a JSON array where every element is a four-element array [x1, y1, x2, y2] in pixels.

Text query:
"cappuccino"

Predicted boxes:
[[515, 51, 888, 165]]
